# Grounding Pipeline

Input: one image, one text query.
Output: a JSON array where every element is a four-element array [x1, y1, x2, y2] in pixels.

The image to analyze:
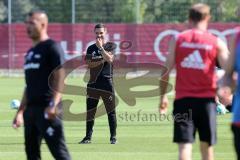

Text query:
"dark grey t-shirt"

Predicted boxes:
[[85, 42, 116, 81], [24, 39, 64, 107]]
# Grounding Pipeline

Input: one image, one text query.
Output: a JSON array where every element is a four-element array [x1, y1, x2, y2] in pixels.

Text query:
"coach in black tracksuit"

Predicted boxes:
[[12, 11, 71, 160], [79, 24, 117, 144]]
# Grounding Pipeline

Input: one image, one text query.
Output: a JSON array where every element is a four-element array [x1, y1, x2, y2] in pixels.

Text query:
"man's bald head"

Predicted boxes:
[[28, 10, 48, 25], [25, 10, 49, 42]]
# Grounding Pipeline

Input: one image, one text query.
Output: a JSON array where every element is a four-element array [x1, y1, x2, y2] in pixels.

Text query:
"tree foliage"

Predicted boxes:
[[0, 0, 239, 23]]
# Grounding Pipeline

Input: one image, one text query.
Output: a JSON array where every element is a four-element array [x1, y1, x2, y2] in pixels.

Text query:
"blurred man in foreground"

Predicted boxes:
[[12, 11, 71, 160]]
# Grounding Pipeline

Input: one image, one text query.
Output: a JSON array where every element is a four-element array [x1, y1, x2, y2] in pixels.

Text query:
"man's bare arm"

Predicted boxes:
[[160, 37, 176, 97], [86, 59, 105, 68], [100, 48, 114, 63], [217, 37, 230, 72], [50, 67, 65, 106], [12, 88, 27, 128], [159, 37, 176, 113], [45, 67, 65, 119], [225, 35, 237, 75]]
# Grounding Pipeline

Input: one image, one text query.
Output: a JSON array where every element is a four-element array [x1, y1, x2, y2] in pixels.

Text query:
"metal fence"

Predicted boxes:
[[0, 0, 240, 76], [0, 0, 240, 24]]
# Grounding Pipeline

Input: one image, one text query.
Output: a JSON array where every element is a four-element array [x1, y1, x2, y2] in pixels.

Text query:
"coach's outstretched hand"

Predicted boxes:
[[159, 95, 168, 114], [12, 112, 23, 129]]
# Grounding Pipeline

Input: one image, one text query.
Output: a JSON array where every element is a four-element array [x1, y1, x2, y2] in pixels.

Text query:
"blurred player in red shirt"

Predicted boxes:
[[159, 3, 229, 160]]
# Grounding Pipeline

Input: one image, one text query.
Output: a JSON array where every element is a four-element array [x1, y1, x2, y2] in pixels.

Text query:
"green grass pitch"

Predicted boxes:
[[0, 77, 236, 160]]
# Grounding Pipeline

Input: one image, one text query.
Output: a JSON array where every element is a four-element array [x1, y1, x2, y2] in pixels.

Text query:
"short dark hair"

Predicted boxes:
[[94, 23, 106, 30], [28, 10, 47, 17], [189, 3, 210, 23]]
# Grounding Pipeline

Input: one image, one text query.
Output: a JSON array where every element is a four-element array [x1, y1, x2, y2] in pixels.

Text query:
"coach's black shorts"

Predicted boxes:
[[173, 97, 217, 146]]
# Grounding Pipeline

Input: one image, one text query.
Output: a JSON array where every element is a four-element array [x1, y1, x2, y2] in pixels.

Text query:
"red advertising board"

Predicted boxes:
[[0, 23, 238, 69]]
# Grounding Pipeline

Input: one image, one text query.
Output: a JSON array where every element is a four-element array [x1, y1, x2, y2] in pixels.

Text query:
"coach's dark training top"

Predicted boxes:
[[85, 42, 116, 83], [24, 39, 64, 107]]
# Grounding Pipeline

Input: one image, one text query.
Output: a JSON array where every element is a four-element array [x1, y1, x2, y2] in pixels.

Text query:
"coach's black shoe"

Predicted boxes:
[[110, 137, 117, 144], [79, 137, 91, 144]]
